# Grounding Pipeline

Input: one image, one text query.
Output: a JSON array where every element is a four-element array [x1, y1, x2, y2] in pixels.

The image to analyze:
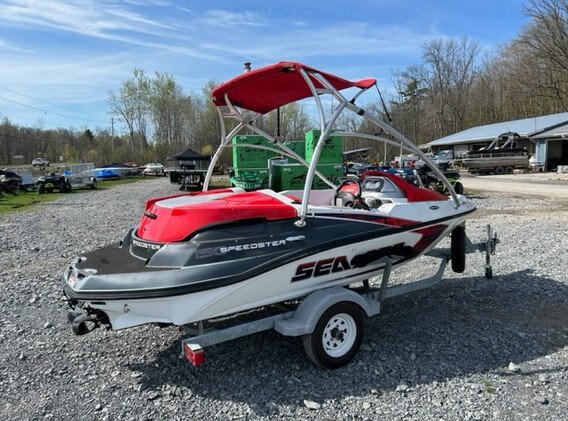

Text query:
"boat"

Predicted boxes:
[[62, 62, 477, 351], [94, 168, 121, 179], [94, 163, 139, 177], [461, 132, 530, 174]]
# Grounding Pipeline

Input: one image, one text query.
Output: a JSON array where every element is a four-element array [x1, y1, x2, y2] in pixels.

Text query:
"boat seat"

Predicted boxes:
[[283, 193, 302, 203], [279, 189, 335, 206]]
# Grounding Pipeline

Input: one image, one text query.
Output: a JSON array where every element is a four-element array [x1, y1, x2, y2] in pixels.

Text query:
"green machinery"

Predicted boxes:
[[230, 130, 344, 191]]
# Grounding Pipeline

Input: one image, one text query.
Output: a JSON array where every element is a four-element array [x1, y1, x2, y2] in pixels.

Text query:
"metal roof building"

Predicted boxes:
[[532, 121, 568, 139], [429, 112, 568, 147], [428, 112, 568, 172]]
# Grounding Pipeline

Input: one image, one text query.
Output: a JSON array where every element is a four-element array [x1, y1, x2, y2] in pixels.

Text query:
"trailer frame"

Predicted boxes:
[[181, 224, 498, 367]]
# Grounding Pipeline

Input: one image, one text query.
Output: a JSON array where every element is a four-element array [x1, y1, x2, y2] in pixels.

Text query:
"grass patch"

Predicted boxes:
[[0, 190, 64, 214], [482, 379, 495, 394], [97, 176, 148, 188], [0, 176, 154, 215]]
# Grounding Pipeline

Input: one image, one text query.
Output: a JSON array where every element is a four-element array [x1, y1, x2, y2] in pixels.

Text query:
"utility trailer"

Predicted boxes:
[[181, 225, 498, 368], [65, 163, 98, 190]]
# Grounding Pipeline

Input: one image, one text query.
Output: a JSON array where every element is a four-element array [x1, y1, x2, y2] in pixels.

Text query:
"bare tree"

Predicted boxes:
[[391, 66, 430, 142], [255, 103, 313, 141], [108, 68, 151, 156], [514, 0, 568, 111], [150, 71, 196, 151], [422, 37, 481, 137]]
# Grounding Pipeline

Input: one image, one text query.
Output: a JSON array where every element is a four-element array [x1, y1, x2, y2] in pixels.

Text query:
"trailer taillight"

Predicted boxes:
[[183, 343, 205, 366]]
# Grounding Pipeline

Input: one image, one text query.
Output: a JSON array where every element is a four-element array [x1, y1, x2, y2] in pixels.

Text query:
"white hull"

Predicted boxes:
[[86, 198, 471, 330]]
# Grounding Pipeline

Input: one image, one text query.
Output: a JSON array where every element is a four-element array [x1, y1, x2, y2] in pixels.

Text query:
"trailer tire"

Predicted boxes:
[[303, 301, 364, 369], [494, 166, 505, 175], [505, 166, 514, 174], [451, 225, 466, 273], [454, 181, 464, 195], [59, 182, 71, 193]]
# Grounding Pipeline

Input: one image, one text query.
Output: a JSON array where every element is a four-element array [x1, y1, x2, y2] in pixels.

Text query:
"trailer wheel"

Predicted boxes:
[[90, 179, 97, 189], [494, 166, 505, 175], [451, 225, 466, 273], [454, 181, 464, 195], [505, 166, 514, 174], [303, 301, 364, 369], [485, 266, 493, 279], [59, 182, 71, 193], [428, 182, 438, 191]]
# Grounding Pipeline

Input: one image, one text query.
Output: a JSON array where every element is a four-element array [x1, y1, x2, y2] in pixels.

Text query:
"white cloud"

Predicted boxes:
[[2, 0, 176, 41], [0, 1, 523, 130], [0, 37, 32, 52], [198, 10, 267, 27], [200, 22, 431, 62]]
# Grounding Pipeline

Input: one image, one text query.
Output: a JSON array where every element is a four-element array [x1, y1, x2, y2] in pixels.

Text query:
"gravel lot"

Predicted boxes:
[[1, 177, 567, 420]]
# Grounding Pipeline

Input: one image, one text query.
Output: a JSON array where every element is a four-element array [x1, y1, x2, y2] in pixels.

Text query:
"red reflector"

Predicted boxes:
[[183, 343, 205, 366]]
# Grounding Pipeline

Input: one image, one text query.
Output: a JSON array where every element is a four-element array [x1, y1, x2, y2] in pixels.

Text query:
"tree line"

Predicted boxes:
[[390, 0, 568, 146], [1, 0, 566, 167]]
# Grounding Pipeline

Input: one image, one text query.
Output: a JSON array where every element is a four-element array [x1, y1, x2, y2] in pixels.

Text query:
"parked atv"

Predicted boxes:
[[417, 164, 464, 195], [37, 172, 72, 194], [0, 169, 22, 194]]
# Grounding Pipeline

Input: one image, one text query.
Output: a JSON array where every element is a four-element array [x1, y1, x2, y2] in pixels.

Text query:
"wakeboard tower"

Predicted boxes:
[[62, 61, 496, 368]]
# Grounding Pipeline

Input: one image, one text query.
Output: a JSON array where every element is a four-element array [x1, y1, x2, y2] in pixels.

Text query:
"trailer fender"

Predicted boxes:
[[274, 287, 380, 337]]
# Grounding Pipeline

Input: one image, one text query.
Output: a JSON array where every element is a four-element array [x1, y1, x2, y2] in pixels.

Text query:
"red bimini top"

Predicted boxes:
[[137, 190, 298, 243], [211, 61, 376, 114]]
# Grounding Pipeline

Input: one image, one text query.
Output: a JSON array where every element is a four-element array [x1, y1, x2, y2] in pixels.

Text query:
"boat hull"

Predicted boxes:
[[462, 153, 529, 170], [63, 198, 473, 330]]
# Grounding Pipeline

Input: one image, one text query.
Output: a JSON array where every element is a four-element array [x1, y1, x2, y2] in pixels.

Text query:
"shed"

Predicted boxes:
[[166, 148, 211, 171], [165, 148, 211, 189], [532, 122, 568, 171]]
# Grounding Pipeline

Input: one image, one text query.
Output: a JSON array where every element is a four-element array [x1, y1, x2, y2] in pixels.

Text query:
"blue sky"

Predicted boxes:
[[0, 0, 528, 132]]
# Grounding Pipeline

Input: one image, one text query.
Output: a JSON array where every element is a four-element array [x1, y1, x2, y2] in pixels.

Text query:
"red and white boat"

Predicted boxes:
[[62, 62, 485, 367]]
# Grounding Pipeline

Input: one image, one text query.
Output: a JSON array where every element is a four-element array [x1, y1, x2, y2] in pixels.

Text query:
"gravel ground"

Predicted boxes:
[[1, 178, 567, 420]]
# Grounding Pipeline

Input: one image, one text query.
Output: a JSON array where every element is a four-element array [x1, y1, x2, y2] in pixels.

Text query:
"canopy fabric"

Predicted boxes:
[[166, 148, 210, 161], [211, 61, 376, 114]]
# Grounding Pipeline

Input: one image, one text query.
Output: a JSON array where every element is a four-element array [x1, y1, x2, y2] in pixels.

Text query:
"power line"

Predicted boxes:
[[0, 85, 99, 116], [2, 114, 90, 130], [0, 93, 109, 124]]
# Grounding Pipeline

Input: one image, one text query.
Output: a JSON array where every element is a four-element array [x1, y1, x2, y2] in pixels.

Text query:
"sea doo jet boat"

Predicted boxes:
[[62, 62, 479, 362]]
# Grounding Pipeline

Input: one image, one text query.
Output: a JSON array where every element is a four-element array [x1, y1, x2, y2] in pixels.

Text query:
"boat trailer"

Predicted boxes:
[[181, 225, 498, 368]]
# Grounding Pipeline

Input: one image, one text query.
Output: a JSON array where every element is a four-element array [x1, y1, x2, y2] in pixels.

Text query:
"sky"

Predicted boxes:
[[0, 0, 529, 133]]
